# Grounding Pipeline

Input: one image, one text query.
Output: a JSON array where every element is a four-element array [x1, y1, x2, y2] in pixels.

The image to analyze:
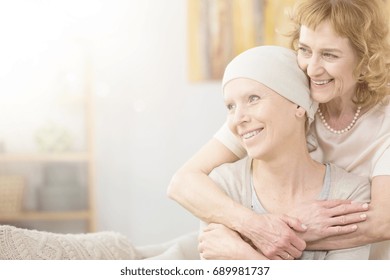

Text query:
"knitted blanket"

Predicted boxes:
[[0, 225, 138, 260]]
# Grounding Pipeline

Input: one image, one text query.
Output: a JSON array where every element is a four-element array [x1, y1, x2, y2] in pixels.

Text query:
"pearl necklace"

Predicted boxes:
[[317, 106, 361, 134]]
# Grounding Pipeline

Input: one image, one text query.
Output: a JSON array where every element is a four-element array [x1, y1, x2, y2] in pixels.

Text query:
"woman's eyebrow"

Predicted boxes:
[[298, 41, 342, 54]]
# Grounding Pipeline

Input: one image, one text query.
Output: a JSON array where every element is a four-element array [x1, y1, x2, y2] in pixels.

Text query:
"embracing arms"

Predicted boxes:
[[167, 138, 307, 258], [168, 138, 370, 259]]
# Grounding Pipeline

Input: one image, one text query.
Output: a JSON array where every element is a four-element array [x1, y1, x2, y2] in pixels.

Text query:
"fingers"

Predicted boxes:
[[276, 252, 295, 260], [317, 200, 369, 215], [332, 212, 367, 225], [283, 215, 308, 233], [285, 243, 303, 259], [283, 252, 295, 260], [281, 215, 307, 252], [322, 224, 358, 236], [266, 243, 303, 259], [327, 202, 369, 217], [318, 212, 368, 237], [262, 231, 305, 259]]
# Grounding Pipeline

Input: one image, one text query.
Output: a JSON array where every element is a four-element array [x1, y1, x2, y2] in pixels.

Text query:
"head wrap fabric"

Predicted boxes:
[[222, 45, 318, 125]]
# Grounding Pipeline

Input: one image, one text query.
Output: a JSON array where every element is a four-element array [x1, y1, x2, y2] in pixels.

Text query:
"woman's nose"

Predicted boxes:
[[306, 56, 324, 77], [233, 106, 250, 125]]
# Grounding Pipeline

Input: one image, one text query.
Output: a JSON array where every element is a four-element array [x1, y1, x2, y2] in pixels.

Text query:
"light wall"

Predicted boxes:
[[0, 0, 226, 246], [93, 0, 226, 245], [87, 0, 229, 245]]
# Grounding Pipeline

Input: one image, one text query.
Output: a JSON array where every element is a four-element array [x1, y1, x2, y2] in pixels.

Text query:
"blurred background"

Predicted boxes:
[[0, 0, 228, 246], [0, 0, 389, 247]]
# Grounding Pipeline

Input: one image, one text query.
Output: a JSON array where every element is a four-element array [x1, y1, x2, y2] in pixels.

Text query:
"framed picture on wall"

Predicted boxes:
[[187, 0, 296, 81]]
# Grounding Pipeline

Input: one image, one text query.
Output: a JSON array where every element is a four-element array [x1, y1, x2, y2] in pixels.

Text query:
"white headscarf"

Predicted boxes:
[[222, 45, 318, 125]]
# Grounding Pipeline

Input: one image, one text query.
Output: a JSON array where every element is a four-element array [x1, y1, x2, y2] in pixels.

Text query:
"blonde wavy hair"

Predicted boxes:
[[288, 0, 390, 108]]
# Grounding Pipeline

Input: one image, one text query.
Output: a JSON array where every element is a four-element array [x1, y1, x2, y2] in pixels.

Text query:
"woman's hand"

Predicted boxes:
[[198, 223, 268, 260], [291, 200, 368, 242], [237, 212, 307, 260]]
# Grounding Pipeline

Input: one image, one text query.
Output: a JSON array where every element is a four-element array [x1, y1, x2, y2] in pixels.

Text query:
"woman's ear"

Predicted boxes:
[[295, 105, 306, 118]]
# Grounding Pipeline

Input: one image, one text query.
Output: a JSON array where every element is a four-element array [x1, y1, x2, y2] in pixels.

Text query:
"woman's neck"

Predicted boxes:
[[251, 147, 326, 214], [320, 95, 369, 127]]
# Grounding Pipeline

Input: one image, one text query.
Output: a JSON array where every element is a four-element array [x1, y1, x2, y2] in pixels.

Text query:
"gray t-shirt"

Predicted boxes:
[[207, 157, 371, 260]]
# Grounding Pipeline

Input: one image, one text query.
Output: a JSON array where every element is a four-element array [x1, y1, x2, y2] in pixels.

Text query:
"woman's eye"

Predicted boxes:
[[226, 103, 236, 111], [249, 95, 260, 103], [298, 46, 311, 57], [322, 52, 338, 59]]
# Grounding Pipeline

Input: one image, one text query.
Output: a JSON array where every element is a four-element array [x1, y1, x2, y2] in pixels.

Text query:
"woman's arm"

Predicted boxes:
[[168, 138, 307, 258], [168, 138, 371, 257], [367, 176, 390, 241], [167, 138, 240, 224], [168, 137, 372, 257], [198, 223, 268, 260]]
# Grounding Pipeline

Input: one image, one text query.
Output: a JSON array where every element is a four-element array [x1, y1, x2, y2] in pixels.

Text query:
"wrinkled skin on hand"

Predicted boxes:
[[290, 200, 368, 242], [199, 200, 368, 260], [240, 212, 307, 260], [238, 200, 367, 259]]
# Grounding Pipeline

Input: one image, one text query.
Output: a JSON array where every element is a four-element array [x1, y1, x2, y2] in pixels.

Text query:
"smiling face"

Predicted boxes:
[[297, 21, 359, 104], [224, 78, 301, 160]]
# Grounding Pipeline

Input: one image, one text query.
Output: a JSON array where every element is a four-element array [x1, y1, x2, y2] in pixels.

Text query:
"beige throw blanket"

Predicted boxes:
[[0, 225, 199, 260]]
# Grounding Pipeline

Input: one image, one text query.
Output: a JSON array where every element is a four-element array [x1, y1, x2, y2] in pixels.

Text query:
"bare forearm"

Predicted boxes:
[[167, 138, 249, 229], [168, 161, 306, 260], [168, 168, 252, 229]]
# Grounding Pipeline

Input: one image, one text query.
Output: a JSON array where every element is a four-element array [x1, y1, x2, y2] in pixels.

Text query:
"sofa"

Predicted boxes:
[[0, 225, 200, 260]]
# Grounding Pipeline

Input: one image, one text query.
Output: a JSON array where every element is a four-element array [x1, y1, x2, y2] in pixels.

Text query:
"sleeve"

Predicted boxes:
[[213, 122, 247, 159], [331, 165, 371, 204], [208, 161, 249, 206], [372, 144, 390, 177], [346, 177, 371, 204]]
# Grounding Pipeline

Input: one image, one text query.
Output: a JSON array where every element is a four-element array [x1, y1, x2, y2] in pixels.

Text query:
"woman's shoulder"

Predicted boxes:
[[328, 163, 371, 202], [371, 97, 390, 116], [210, 157, 251, 179], [209, 157, 252, 203], [209, 157, 251, 189], [352, 98, 390, 136]]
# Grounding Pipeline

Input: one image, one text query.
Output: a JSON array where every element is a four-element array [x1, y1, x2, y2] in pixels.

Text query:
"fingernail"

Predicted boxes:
[[360, 214, 367, 219], [301, 224, 307, 230], [351, 225, 358, 230], [362, 203, 369, 209]]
